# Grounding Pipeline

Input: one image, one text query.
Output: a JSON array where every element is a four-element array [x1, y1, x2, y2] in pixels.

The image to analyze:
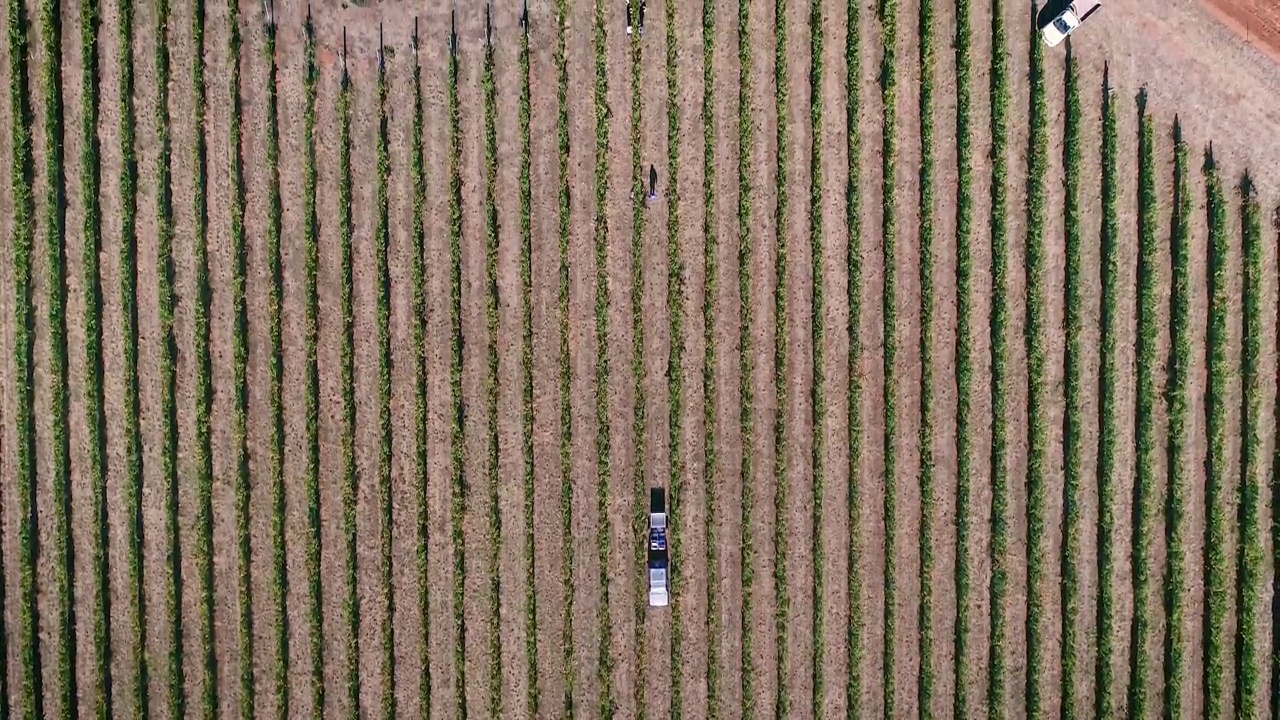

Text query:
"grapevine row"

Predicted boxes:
[[228, 0, 255, 714], [916, 0, 936, 709], [38, 0, 77, 706], [738, 0, 759, 705], [1203, 146, 1229, 718], [553, 0, 578, 707], [809, 0, 827, 708], [985, 0, 1010, 710], [117, 0, 150, 709], [773, 0, 793, 706], [664, 0, 688, 710], [80, 0, 114, 710], [591, 0, 617, 710], [879, 0, 898, 706], [1024, 17, 1049, 719], [7, 0, 41, 713], [337, 60, 360, 716], [516, 10, 538, 717], [375, 41, 396, 720], [1127, 94, 1159, 717], [844, 0, 863, 709], [264, 19, 289, 718], [481, 20, 503, 716], [446, 25, 468, 717], [1095, 70, 1120, 719], [1235, 172, 1265, 714], [1059, 46, 1083, 720], [154, 0, 188, 709], [410, 24, 431, 719], [701, 0, 723, 709], [301, 13, 325, 717], [950, 0, 972, 707], [1161, 118, 1192, 720]]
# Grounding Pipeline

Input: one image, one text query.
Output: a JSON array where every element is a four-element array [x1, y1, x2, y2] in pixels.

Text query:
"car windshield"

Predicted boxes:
[[1054, 17, 1072, 34]]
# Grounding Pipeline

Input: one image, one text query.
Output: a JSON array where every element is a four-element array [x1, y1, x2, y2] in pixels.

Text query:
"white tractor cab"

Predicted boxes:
[[647, 488, 670, 607], [1040, 0, 1101, 47]]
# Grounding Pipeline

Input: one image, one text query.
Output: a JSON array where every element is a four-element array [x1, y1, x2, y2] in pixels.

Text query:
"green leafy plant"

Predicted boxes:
[[1161, 117, 1192, 720], [447, 33, 467, 718], [1059, 46, 1083, 720], [228, 0, 255, 715], [301, 14, 325, 717], [1024, 19, 1049, 720], [1095, 69, 1120, 720], [1127, 94, 1160, 718]]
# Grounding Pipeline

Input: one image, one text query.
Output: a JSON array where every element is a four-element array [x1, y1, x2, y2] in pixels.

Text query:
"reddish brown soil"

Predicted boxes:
[[1201, 0, 1280, 62]]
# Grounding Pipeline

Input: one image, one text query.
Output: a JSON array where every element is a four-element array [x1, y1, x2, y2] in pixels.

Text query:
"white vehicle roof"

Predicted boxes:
[[648, 568, 669, 607]]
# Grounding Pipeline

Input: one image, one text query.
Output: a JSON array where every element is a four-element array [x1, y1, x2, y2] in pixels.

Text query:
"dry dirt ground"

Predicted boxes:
[[3, 0, 1280, 717]]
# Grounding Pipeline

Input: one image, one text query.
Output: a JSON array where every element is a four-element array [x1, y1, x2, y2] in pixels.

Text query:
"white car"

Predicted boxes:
[[647, 488, 670, 607], [1040, 0, 1101, 47]]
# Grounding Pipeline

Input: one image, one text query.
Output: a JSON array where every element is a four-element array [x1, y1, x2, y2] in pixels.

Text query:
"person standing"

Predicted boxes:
[[648, 164, 658, 201]]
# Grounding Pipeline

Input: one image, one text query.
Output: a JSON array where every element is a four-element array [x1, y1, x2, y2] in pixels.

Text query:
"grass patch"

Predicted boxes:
[[1235, 172, 1265, 715], [1095, 69, 1120, 720], [1024, 16, 1049, 719], [301, 14, 325, 717], [1060, 45, 1083, 720], [227, 0, 255, 715], [79, 0, 114, 711]]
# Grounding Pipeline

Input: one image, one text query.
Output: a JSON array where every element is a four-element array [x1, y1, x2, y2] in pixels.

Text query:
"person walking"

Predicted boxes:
[[648, 164, 658, 201]]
